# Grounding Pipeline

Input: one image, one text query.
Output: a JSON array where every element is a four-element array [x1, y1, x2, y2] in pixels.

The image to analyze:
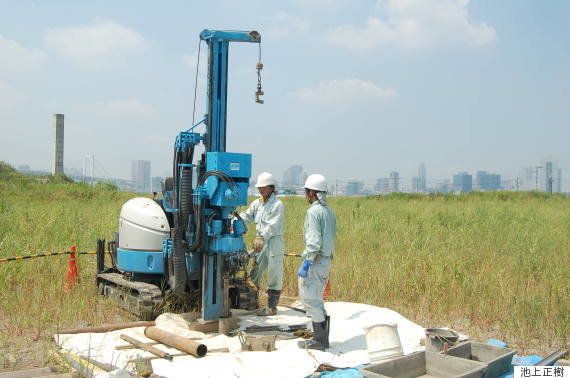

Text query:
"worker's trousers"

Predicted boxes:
[[298, 255, 331, 323], [250, 236, 284, 291]]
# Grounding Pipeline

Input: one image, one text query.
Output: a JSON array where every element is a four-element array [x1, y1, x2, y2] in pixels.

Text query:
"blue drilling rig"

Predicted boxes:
[[96, 29, 264, 321]]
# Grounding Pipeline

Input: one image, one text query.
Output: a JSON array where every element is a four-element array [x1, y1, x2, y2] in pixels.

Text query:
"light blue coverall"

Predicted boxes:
[[298, 199, 337, 323], [240, 193, 285, 290]]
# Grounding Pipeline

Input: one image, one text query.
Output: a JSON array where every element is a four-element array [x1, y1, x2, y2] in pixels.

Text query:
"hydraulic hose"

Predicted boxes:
[[171, 235, 186, 295], [170, 144, 194, 295]]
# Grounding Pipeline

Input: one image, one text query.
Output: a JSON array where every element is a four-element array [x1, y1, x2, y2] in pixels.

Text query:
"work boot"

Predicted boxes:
[[257, 289, 281, 316], [298, 321, 327, 351], [268, 289, 281, 309], [324, 315, 330, 349]]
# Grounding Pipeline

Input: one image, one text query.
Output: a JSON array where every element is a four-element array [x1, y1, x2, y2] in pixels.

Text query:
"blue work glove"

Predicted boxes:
[[297, 259, 313, 278]]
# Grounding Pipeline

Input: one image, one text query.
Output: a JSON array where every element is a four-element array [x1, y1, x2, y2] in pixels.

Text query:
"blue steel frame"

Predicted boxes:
[[148, 30, 260, 321], [200, 29, 260, 152], [198, 30, 260, 320]]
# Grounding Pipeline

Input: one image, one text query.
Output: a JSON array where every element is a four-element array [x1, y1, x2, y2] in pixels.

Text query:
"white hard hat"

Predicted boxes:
[[255, 172, 276, 188], [304, 174, 327, 192]]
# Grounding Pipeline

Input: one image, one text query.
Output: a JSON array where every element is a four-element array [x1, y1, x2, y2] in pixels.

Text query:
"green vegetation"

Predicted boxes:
[[0, 162, 568, 369], [0, 164, 132, 369], [279, 192, 569, 354]]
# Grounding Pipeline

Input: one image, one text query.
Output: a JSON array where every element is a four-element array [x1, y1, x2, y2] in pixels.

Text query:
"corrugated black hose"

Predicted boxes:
[[170, 145, 194, 295]]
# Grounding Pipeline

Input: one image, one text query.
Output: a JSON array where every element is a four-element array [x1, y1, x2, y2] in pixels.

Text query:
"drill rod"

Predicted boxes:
[[120, 334, 173, 361]]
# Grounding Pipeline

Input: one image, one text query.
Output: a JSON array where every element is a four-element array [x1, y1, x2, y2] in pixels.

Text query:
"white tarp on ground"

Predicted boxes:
[[55, 301, 426, 378]]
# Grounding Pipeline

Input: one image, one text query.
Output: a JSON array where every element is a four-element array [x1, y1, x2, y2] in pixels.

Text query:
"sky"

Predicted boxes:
[[0, 0, 569, 189]]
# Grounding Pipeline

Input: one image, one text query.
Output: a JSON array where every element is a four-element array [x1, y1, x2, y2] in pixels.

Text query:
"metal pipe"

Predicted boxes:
[[120, 334, 173, 361], [58, 321, 155, 334], [144, 326, 207, 357]]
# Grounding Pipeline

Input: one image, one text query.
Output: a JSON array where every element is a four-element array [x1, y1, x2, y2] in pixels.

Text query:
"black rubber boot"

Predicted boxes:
[[268, 289, 281, 310], [324, 315, 330, 348], [298, 321, 327, 351]]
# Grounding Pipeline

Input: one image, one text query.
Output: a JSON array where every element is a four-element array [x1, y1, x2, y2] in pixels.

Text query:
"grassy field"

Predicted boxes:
[[0, 162, 568, 370]]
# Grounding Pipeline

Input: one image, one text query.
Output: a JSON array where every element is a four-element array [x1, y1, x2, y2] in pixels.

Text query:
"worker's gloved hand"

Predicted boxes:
[[253, 236, 264, 252], [297, 259, 313, 278]]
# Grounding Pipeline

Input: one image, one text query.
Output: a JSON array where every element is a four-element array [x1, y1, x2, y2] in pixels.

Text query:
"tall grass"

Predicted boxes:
[[0, 163, 568, 369], [277, 193, 569, 354], [0, 167, 133, 369]]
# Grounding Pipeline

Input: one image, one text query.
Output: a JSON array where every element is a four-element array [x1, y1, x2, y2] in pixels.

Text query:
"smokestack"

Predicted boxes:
[[52, 114, 64, 175]]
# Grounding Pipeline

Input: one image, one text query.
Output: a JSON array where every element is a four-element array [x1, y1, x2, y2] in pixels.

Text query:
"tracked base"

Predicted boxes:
[[97, 272, 163, 320], [97, 272, 259, 320]]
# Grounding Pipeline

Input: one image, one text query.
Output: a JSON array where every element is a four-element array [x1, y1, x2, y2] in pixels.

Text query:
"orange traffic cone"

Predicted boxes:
[[323, 279, 331, 300], [65, 245, 79, 290]]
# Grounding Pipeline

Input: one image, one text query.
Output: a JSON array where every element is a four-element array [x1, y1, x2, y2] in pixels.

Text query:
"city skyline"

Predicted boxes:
[[0, 1, 568, 185], [11, 156, 567, 194]]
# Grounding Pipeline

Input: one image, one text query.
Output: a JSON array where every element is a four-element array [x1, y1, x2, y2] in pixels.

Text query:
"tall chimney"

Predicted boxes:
[[52, 114, 64, 175]]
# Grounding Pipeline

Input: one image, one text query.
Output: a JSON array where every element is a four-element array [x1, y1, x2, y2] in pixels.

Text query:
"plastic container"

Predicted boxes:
[[364, 323, 404, 362]]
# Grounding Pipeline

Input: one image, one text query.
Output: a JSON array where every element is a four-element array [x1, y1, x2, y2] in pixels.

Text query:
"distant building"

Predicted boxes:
[[435, 180, 452, 193], [521, 166, 536, 191], [418, 163, 427, 192], [375, 178, 389, 194], [301, 172, 308, 187], [556, 169, 562, 193], [545, 161, 554, 193], [539, 159, 560, 193], [389, 172, 400, 193], [412, 177, 419, 193], [475, 171, 501, 191], [502, 178, 516, 191], [283, 165, 303, 187], [131, 160, 151, 193], [345, 181, 363, 196], [453, 172, 472, 193]]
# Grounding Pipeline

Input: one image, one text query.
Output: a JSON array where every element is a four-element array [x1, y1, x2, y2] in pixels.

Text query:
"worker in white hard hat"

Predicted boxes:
[[297, 173, 336, 351], [239, 172, 285, 316]]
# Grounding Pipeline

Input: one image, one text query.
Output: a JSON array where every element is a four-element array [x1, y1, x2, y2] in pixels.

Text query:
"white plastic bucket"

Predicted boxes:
[[363, 322, 403, 362]]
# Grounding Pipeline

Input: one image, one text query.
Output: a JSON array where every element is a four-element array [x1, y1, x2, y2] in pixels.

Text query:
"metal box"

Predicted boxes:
[[205, 152, 251, 207], [206, 152, 251, 178], [446, 341, 516, 378], [361, 351, 487, 378]]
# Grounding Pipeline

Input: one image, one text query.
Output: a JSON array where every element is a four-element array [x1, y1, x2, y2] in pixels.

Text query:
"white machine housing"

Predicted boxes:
[[118, 197, 170, 251]]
